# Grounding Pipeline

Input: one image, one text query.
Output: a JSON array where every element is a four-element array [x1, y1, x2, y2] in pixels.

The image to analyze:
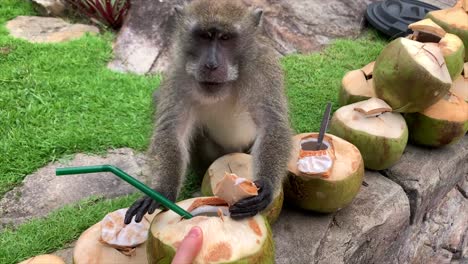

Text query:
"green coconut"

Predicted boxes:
[[408, 19, 465, 79], [284, 133, 364, 213], [329, 98, 408, 170], [404, 92, 468, 147], [373, 37, 452, 112], [201, 153, 283, 224], [426, 7, 468, 61], [338, 61, 376, 106], [147, 197, 274, 264]]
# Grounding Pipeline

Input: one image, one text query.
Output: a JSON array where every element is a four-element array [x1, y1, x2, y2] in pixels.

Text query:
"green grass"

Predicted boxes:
[[0, 0, 387, 263]]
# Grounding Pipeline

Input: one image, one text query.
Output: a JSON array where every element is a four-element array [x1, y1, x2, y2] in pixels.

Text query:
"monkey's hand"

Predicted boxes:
[[124, 196, 160, 224], [229, 179, 272, 219]]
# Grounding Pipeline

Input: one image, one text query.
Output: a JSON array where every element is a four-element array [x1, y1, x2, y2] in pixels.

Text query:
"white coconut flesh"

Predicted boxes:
[[423, 92, 468, 121], [297, 136, 334, 175], [150, 197, 268, 263], [342, 68, 376, 98], [334, 98, 406, 139], [288, 133, 362, 181]]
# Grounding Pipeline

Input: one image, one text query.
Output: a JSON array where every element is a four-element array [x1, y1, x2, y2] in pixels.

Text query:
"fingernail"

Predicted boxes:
[[187, 226, 202, 238]]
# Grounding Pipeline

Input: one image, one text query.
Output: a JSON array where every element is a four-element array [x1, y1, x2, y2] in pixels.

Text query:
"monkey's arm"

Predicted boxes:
[[124, 86, 195, 224], [230, 92, 292, 219]]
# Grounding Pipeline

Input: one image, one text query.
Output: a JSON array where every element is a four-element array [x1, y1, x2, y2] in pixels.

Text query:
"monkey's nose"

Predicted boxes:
[[205, 62, 219, 71]]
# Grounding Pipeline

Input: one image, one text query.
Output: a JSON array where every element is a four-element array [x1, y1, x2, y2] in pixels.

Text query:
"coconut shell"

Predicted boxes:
[[374, 37, 452, 112], [438, 33, 466, 79], [285, 133, 364, 213], [329, 99, 408, 170], [426, 7, 468, 61], [404, 92, 468, 147], [147, 197, 274, 264], [18, 255, 65, 264], [201, 153, 284, 224]]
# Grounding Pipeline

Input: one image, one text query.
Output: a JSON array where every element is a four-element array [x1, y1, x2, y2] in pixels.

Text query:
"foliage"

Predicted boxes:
[[64, 0, 130, 29]]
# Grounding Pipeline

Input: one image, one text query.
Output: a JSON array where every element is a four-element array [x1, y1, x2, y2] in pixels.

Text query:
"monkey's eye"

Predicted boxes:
[[199, 31, 213, 40], [219, 34, 231, 41]]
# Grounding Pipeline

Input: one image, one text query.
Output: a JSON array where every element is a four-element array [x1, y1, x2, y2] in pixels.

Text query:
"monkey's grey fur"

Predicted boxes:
[[125, 0, 292, 223]]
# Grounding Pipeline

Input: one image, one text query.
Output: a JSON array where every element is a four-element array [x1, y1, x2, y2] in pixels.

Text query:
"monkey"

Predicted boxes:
[[124, 0, 292, 224]]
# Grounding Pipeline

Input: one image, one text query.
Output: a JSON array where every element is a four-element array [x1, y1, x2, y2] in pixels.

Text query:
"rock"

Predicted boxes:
[[381, 186, 468, 263], [6, 16, 99, 43], [0, 148, 148, 228], [32, 0, 66, 17], [109, 0, 382, 74], [382, 136, 468, 224], [422, 0, 458, 8], [273, 171, 410, 264], [53, 243, 75, 264]]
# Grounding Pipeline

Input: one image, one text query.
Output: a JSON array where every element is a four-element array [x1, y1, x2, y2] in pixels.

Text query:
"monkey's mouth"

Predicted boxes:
[[199, 81, 226, 92]]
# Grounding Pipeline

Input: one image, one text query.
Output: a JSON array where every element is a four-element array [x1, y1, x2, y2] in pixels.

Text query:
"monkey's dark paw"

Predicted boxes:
[[229, 179, 273, 220], [124, 196, 159, 225]]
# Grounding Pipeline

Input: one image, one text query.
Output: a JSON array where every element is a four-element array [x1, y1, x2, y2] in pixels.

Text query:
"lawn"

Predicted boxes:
[[0, 1, 387, 263]]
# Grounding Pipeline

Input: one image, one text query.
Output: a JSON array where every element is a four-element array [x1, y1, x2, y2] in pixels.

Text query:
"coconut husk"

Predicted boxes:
[[18, 255, 65, 264], [213, 172, 258, 206]]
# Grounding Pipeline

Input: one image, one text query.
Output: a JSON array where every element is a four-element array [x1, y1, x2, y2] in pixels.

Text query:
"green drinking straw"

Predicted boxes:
[[55, 165, 193, 219]]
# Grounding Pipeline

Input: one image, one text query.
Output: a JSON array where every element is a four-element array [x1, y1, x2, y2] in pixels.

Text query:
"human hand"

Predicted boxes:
[[229, 179, 272, 219], [172, 226, 203, 264]]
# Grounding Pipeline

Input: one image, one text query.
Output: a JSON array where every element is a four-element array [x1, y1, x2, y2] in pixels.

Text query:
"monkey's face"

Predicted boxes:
[[174, 0, 263, 101], [184, 27, 239, 97]]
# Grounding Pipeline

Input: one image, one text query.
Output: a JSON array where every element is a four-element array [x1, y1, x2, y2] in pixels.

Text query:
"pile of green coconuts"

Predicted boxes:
[[335, 5, 468, 170]]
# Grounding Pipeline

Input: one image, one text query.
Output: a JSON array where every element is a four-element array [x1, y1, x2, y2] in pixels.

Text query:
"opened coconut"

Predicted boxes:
[[451, 63, 468, 101], [329, 98, 408, 170], [201, 153, 284, 223], [373, 37, 452, 112], [404, 92, 468, 147], [73, 208, 159, 264], [18, 255, 65, 264], [147, 197, 274, 264], [426, 7, 468, 61], [339, 61, 376, 106], [408, 19, 465, 79], [284, 133, 364, 213]]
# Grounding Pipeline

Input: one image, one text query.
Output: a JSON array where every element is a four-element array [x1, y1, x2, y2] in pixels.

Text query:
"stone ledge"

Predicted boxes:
[[382, 136, 468, 224], [273, 171, 410, 264]]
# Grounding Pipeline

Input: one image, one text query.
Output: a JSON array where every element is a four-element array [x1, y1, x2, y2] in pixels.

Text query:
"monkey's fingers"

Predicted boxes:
[[148, 200, 160, 214], [124, 197, 145, 224], [231, 181, 272, 208], [229, 195, 270, 215], [134, 198, 153, 223], [230, 210, 258, 220]]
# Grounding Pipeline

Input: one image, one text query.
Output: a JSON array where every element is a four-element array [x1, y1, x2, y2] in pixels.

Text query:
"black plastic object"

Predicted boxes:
[[366, 0, 441, 39]]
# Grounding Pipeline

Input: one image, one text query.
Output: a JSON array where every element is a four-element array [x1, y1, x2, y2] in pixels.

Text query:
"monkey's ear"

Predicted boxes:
[[174, 5, 185, 18], [252, 8, 263, 26]]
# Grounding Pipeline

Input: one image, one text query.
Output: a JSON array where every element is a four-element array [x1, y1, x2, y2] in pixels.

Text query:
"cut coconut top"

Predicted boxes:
[[400, 38, 452, 84], [428, 7, 468, 30], [451, 75, 468, 101], [353, 97, 392, 116], [206, 153, 254, 190], [19, 255, 65, 264], [288, 133, 362, 181], [150, 197, 268, 263], [423, 92, 468, 122], [100, 208, 150, 248], [455, 0, 468, 11], [213, 172, 258, 206], [334, 98, 407, 139], [438, 33, 464, 57], [408, 18, 446, 40], [341, 69, 376, 98]]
